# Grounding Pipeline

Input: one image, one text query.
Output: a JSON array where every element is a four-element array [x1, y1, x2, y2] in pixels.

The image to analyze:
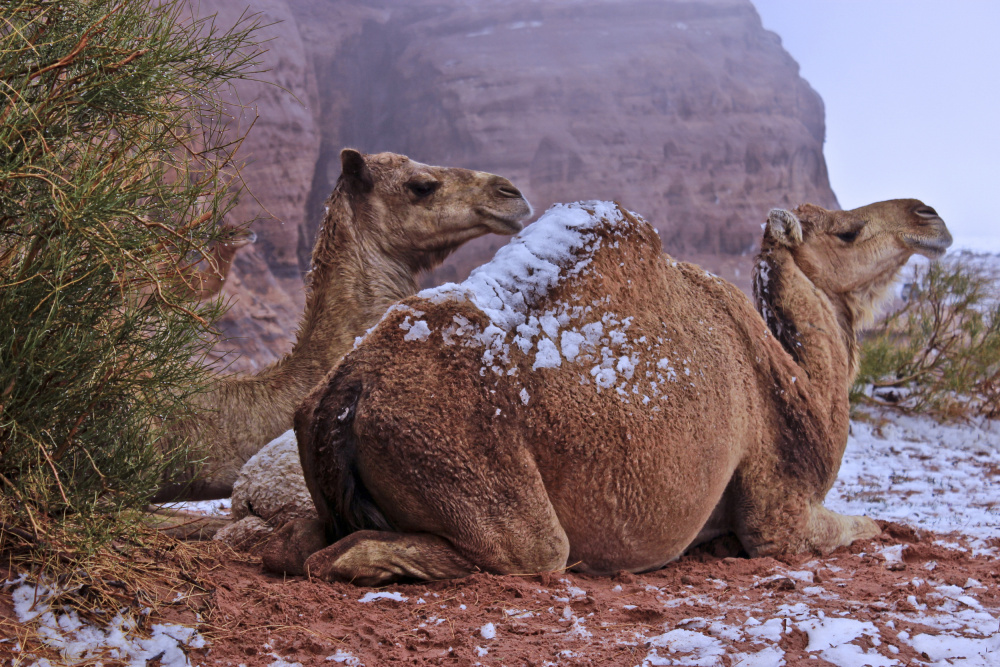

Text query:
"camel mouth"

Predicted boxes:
[[905, 231, 953, 259], [476, 205, 530, 235]]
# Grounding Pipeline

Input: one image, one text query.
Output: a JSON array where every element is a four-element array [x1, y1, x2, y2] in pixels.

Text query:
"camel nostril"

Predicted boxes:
[[497, 184, 523, 199]]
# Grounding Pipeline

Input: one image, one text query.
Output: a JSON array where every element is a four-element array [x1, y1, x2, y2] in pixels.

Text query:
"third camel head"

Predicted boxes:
[[335, 149, 533, 272]]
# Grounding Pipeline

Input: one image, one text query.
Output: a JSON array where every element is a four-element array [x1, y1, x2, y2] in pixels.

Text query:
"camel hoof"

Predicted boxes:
[[261, 518, 327, 576], [853, 515, 882, 543]]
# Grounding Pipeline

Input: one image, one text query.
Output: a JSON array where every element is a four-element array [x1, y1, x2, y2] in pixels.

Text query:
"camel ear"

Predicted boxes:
[[765, 208, 803, 247], [340, 149, 374, 194]]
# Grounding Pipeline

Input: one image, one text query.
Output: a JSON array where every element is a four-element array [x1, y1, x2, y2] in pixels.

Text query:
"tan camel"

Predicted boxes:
[[153, 149, 531, 501], [263, 198, 951, 585]]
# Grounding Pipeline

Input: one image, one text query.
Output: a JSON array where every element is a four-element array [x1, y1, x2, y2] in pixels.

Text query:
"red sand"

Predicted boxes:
[[3, 522, 997, 666]]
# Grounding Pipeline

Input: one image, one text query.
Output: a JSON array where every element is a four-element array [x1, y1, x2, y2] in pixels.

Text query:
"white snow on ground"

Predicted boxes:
[[357, 591, 407, 603], [325, 648, 364, 665], [157, 497, 231, 517], [624, 409, 1000, 667], [829, 409, 1000, 550], [5, 575, 205, 666], [628, 576, 999, 667]]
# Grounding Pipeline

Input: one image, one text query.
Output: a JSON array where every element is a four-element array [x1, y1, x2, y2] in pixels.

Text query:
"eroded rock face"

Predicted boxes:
[[201, 0, 837, 369]]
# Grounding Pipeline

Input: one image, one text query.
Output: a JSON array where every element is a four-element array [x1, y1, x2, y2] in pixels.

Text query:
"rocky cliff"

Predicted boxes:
[[201, 0, 838, 371]]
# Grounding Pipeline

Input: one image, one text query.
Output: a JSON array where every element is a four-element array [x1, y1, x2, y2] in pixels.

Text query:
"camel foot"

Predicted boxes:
[[742, 503, 881, 557], [261, 518, 327, 576], [303, 531, 480, 586], [802, 504, 881, 554]]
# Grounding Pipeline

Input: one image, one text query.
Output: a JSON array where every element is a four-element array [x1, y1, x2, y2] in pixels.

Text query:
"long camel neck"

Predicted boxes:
[[754, 246, 856, 403], [157, 191, 428, 500], [752, 246, 855, 494], [257, 191, 419, 392]]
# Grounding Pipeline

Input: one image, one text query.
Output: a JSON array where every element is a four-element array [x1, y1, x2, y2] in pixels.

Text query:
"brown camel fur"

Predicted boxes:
[[153, 149, 531, 501], [264, 198, 951, 585]]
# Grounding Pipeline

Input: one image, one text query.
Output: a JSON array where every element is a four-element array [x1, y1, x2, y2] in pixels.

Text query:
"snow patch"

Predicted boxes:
[[357, 591, 407, 603], [10, 580, 206, 667]]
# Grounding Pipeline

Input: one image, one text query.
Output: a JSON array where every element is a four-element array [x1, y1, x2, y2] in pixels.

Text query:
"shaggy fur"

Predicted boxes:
[[154, 150, 531, 500], [266, 199, 950, 585]]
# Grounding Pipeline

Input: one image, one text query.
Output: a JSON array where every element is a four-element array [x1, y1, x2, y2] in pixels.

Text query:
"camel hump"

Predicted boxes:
[[294, 372, 391, 539], [416, 200, 659, 325]]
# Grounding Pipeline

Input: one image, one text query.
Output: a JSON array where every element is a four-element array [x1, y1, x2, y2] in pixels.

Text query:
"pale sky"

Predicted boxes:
[[752, 0, 1000, 252]]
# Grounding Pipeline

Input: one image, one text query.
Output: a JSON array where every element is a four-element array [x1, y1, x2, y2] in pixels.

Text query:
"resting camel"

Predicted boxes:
[[153, 149, 531, 501], [264, 198, 951, 584]]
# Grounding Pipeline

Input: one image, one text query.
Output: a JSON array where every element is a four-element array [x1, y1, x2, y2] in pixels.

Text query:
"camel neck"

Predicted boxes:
[[751, 246, 857, 494], [753, 247, 855, 408], [271, 193, 417, 382]]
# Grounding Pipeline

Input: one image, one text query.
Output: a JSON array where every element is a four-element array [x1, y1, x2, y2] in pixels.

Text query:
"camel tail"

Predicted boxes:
[[297, 375, 392, 540]]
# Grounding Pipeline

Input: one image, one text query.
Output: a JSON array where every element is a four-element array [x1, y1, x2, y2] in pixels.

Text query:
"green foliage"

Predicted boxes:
[[852, 255, 1000, 420], [0, 0, 264, 541]]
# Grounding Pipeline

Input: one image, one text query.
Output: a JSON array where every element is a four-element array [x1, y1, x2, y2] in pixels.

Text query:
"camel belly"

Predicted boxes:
[[533, 425, 745, 575]]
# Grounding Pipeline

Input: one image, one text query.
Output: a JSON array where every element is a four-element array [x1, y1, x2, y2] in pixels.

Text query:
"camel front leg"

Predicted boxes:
[[303, 531, 483, 586], [735, 487, 880, 557]]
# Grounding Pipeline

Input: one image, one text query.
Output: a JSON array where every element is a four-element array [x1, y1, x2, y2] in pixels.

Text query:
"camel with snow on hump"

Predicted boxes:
[[263, 198, 951, 584]]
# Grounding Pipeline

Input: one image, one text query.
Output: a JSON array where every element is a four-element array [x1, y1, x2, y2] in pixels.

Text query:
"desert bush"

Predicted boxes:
[[0, 0, 263, 549], [851, 253, 1000, 420]]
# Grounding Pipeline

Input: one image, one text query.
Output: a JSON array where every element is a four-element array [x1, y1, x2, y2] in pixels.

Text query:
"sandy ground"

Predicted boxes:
[[178, 525, 998, 667], [3, 410, 999, 666]]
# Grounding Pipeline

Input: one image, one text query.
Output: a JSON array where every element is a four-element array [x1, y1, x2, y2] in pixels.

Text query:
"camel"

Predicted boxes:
[[153, 149, 531, 501], [263, 198, 952, 585]]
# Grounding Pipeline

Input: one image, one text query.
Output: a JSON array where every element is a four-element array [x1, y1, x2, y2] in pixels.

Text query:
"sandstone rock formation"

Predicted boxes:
[[200, 0, 838, 369]]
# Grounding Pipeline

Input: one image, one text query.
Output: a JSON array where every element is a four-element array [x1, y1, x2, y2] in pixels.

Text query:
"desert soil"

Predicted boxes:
[[4, 409, 999, 666]]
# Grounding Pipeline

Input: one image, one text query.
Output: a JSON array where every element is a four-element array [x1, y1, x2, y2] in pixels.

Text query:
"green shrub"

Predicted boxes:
[[0, 0, 263, 546], [851, 253, 1000, 420]]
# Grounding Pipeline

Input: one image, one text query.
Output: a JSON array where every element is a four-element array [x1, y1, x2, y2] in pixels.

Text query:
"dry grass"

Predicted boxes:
[[0, 503, 255, 665]]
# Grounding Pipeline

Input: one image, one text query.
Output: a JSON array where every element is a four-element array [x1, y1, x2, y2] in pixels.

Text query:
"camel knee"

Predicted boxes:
[[511, 532, 570, 575]]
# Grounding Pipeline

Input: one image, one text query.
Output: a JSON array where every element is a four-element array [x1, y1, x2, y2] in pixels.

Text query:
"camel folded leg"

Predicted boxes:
[[303, 531, 480, 585], [295, 473, 572, 586], [735, 489, 880, 557]]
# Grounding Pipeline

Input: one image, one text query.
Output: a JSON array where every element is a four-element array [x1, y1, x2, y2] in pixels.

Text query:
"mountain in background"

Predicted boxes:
[[201, 0, 837, 371]]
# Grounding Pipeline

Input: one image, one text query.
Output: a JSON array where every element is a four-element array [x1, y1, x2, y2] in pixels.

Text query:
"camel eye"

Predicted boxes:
[[407, 180, 439, 199], [836, 229, 861, 243]]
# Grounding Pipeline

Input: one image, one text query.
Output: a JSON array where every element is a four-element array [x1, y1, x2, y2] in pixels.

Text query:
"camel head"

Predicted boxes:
[[336, 149, 532, 271], [761, 199, 952, 331]]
